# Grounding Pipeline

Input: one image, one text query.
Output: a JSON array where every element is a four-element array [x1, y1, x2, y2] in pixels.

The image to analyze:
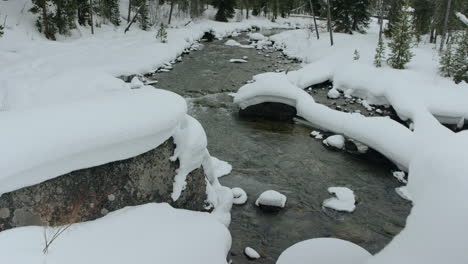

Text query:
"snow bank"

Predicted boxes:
[[322, 187, 356, 212], [277, 238, 371, 264], [0, 203, 231, 264]]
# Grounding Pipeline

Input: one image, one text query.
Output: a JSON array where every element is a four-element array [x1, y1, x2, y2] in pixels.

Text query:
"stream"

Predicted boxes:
[[150, 30, 412, 264]]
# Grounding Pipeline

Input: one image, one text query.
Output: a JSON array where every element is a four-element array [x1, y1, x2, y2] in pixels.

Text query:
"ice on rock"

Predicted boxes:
[[322, 187, 356, 212], [230, 59, 248, 63], [277, 238, 371, 264], [232, 187, 248, 205], [327, 88, 340, 99], [225, 39, 241, 47], [130, 76, 144, 89], [393, 171, 407, 184], [395, 186, 412, 201], [255, 190, 287, 209], [244, 247, 261, 259], [242, 56, 248, 60], [323, 135, 345, 150], [311, 131, 320, 136]]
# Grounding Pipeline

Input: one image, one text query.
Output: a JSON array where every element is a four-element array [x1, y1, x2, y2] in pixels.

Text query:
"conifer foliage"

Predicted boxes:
[[353, 49, 360, 61], [0, 24, 4, 37], [156, 23, 168, 43], [374, 38, 386, 67], [387, 7, 414, 69], [439, 37, 455, 77], [330, 0, 371, 34], [452, 32, 468, 84], [213, 0, 236, 22]]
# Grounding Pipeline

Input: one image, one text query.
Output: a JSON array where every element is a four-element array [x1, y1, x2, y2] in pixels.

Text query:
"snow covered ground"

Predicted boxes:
[[0, 203, 232, 264], [233, 19, 468, 264]]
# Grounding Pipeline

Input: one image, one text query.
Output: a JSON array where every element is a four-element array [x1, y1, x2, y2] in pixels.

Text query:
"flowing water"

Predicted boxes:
[[151, 31, 411, 264]]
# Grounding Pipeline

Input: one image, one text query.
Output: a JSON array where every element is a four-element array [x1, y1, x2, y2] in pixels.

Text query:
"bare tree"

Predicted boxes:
[[308, 0, 319, 39], [326, 0, 334, 46], [439, 0, 452, 51], [90, 0, 94, 34]]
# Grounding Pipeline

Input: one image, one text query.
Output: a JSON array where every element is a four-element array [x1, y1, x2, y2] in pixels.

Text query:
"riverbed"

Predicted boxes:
[[151, 30, 412, 264]]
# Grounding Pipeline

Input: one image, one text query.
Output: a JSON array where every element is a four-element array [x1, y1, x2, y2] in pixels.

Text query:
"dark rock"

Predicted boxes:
[[239, 102, 297, 121], [0, 138, 207, 232]]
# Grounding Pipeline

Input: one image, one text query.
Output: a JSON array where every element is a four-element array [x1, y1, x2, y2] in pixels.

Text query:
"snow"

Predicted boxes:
[[244, 247, 261, 259], [255, 190, 287, 208], [322, 187, 356, 213], [230, 59, 248, 63], [232, 187, 248, 205], [236, 18, 468, 264], [392, 171, 407, 184], [395, 186, 412, 201], [0, 203, 232, 264], [248, 32, 267, 41], [455, 12, 468, 26], [327, 88, 340, 99], [323, 135, 345, 150], [225, 39, 242, 46], [277, 238, 371, 264], [130, 76, 145, 89]]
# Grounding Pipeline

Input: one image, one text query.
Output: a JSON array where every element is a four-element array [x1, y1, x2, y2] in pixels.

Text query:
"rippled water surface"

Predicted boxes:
[[152, 30, 412, 264]]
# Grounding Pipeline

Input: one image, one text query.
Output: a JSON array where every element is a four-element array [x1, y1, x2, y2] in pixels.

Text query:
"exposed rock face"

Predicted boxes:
[[239, 102, 297, 121], [0, 138, 207, 232]]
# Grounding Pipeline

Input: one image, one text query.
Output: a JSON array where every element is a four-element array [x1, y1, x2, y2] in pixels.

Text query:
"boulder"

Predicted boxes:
[[0, 138, 207, 232], [239, 102, 297, 121]]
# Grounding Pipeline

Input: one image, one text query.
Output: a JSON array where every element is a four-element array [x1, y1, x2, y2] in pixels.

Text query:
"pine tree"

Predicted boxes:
[[30, 0, 57, 40], [156, 23, 168, 43], [213, 0, 236, 22], [387, 7, 414, 69], [439, 37, 454, 77], [0, 24, 3, 37], [138, 0, 150, 30], [102, 0, 120, 26], [353, 49, 360, 60], [384, 0, 403, 37], [412, 0, 435, 41], [330, 0, 371, 34], [452, 32, 468, 83], [374, 38, 386, 67]]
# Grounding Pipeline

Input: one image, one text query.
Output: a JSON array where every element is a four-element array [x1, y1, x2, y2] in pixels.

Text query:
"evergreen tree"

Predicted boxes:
[[137, 0, 150, 30], [102, 0, 120, 26], [330, 0, 371, 34], [374, 38, 386, 67], [0, 24, 3, 37], [156, 23, 168, 43], [387, 6, 414, 69], [384, 0, 403, 37], [452, 32, 468, 83], [213, 0, 236, 22], [30, 0, 57, 40], [353, 49, 360, 60], [412, 0, 434, 41], [439, 37, 454, 77]]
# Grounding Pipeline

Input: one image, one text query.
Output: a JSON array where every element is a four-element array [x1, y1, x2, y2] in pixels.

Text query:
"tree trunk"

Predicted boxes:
[[90, 0, 94, 34], [125, 5, 144, 33], [246, 5, 249, 19], [168, 1, 174, 24], [439, 0, 452, 52], [378, 0, 384, 41], [308, 0, 319, 39], [127, 0, 132, 22], [326, 0, 334, 46]]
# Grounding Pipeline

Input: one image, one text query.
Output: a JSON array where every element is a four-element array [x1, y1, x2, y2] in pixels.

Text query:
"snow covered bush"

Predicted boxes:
[[374, 38, 385, 67], [353, 49, 360, 61]]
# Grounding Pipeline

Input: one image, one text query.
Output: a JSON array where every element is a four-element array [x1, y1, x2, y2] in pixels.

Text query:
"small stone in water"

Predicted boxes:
[[244, 247, 261, 259], [255, 190, 287, 210]]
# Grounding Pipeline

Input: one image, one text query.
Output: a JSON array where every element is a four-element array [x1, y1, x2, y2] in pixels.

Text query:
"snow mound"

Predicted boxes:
[[277, 238, 371, 264], [392, 171, 407, 184], [232, 187, 248, 205], [323, 135, 345, 150], [322, 187, 356, 212], [248, 33, 266, 41], [255, 190, 287, 208], [395, 186, 412, 201], [225, 39, 241, 46], [244, 247, 261, 259], [327, 88, 340, 99], [0, 203, 231, 264]]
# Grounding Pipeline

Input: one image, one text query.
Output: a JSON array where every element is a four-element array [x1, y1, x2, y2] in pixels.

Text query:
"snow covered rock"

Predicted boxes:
[[277, 238, 371, 264], [232, 187, 248, 205], [327, 88, 340, 99], [345, 139, 369, 154], [255, 190, 287, 211], [130, 76, 144, 89], [244, 247, 261, 259], [230, 59, 248, 63], [392, 171, 407, 184], [322, 187, 356, 212], [225, 39, 241, 46], [323, 135, 345, 150], [248, 33, 266, 41]]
